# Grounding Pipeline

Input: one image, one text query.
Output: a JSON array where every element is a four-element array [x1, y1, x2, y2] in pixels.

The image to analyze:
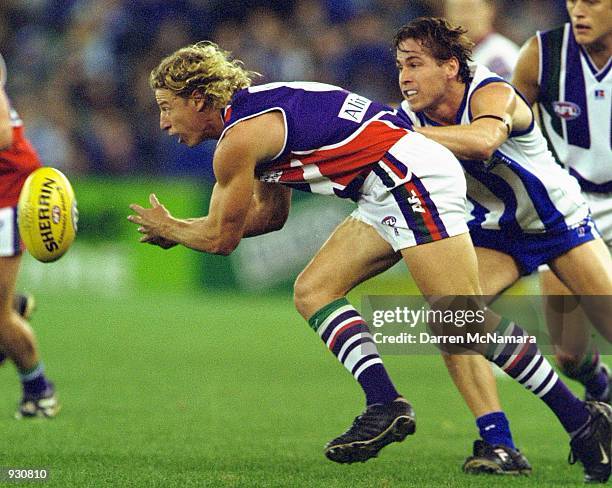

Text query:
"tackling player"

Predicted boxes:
[[0, 54, 59, 418], [394, 17, 612, 482], [512, 0, 612, 412], [128, 42, 610, 480]]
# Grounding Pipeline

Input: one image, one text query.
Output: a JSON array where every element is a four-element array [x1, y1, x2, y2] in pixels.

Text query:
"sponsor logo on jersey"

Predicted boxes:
[[552, 101, 581, 121], [338, 93, 372, 123], [595, 89, 605, 100], [259, 169, 283, 183], [407, 190, 425, 213], [382, 215, 400, 236]]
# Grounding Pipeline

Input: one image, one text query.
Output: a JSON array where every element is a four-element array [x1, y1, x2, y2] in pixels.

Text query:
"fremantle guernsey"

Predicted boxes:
[[398, 65, 588, 234], [218, 82, 413, 199], [537, 23, 612, 193]]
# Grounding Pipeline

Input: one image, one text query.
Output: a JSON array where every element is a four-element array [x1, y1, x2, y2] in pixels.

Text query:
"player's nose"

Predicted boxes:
[[399, 69, 411, 84], [160, 115, 170, 131]]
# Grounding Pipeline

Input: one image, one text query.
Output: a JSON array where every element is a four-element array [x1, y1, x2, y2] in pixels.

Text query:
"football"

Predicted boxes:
[[17, 167, 78, 263]]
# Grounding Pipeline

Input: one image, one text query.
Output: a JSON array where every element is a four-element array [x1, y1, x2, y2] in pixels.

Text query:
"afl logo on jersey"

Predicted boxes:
[[382, 215, 400, 236], [382, 215, 397, 227], [552, 101, 581, 121]]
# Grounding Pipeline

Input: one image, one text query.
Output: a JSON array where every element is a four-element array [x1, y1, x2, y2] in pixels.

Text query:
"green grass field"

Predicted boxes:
[[0, 288, 593, 487]]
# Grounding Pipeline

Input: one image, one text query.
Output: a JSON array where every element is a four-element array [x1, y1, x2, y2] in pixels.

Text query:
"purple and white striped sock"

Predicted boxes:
[[309, 298, 400, 406], [486, 318, 589, 434]]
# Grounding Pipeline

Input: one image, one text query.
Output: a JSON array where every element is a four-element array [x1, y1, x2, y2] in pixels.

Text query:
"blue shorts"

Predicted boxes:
[[469, 218, 600, 276]]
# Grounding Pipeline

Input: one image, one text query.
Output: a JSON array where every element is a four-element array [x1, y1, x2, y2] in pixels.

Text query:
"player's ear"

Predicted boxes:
[[191, 90, 206, 111], [445, 57, 460, 81]]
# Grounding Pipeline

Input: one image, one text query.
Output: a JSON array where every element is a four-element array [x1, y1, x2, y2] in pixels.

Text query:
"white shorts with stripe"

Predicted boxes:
[[350, 133, 469, 251], [0, 206, 22, 257]]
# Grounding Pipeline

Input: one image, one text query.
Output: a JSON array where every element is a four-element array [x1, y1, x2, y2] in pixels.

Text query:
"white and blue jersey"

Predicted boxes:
[[537, 23, 611, 193], [399, 64, 588, 235], [537, 24, 612, 250], [398, 65, 595, 274]]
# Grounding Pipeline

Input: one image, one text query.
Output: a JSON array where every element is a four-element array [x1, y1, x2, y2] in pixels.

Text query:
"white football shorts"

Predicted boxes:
[[351, 133, 469, 251], [0, 206, 21, 257]]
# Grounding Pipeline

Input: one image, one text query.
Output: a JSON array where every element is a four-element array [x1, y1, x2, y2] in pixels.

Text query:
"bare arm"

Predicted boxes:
[[142, 181, 291, 248], [0, 87, 13, 149], [415, 82, 517, 160], [512, 36, 541, 107], [129, 112, 286, 255], [242, 180, 291, 237]]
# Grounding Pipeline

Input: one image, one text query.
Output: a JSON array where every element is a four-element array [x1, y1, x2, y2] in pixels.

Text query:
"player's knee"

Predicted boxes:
[[293, 272, 336, 320], [293, 273, 316, 318]]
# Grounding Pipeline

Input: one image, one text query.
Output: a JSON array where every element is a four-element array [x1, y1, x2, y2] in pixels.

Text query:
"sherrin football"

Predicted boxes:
[[17, 167, 78, 262]]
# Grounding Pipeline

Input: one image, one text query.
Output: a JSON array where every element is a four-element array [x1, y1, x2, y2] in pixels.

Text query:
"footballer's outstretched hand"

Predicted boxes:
[[140, 235, 178, 249], [128, 193, 178, 249]]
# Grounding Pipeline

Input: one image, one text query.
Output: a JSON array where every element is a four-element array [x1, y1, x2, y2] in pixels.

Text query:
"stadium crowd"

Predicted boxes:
[[0, 0, 567, 178]]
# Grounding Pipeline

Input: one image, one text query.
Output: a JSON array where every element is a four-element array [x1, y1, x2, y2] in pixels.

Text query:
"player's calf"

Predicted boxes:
[[558, 349, 611, 405], [0, 294, 37, 367]]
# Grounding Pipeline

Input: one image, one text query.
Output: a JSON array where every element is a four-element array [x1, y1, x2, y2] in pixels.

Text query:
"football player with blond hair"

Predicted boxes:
[[130, 42, 609, 480]]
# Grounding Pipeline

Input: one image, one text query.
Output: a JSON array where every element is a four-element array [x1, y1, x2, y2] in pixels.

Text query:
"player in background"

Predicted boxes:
[[130, 42, 609, 480], [0, 54, 59, 418], [394, 17, 612, 482], [512, 0, 612, 408], [444, 0, 519, 80]]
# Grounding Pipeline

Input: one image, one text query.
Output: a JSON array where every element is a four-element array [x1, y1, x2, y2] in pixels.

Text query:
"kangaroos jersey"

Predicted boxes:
[[537, 23, 612, 193], [0, 54, 42, 207], [399, 64, 587, 234], [219, 82, 413, 199]]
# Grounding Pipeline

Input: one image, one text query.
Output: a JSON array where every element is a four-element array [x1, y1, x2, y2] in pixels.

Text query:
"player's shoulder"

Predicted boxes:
[[537, 23, 568, 40], [466, 65, 516, 109], [470, 64, 507, 88], [397, 100, 418, 123], [533, 23, 570, 61]]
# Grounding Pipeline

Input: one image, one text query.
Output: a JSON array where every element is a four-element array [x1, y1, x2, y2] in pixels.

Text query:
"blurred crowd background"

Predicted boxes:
[[1, 0, 568, 179]]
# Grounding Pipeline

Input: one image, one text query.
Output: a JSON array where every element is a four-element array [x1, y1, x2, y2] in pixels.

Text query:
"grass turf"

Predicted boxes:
[[0, 289, 590, 487]]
